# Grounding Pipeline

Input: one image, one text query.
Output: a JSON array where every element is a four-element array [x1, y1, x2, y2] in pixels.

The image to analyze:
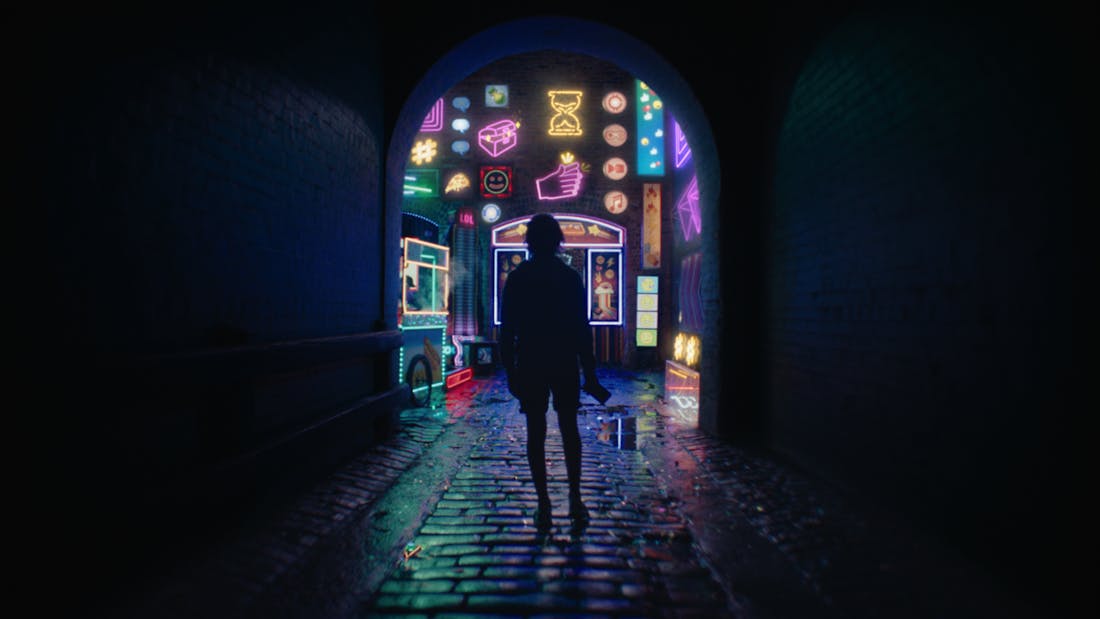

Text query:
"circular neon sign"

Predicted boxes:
[[602, 91, 627, 114], [604, 191, 627, 214], [603, 124, 628, 147], [481, 203, 501, 223]]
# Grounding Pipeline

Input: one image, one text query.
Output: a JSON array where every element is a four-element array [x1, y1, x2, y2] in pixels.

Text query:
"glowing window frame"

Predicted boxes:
[[490, 214, 626, 249], [493, 247, 529, 326], [402, 237, 450, 316]]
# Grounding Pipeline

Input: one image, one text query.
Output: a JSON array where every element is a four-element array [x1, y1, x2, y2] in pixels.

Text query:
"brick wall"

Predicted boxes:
[[36, 11, 398, 593], [50, 52, 383, 354], [767, 5, 1078, 598]]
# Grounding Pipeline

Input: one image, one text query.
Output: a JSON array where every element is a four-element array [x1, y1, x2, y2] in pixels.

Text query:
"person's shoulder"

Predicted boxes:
[[506, 260, 534, 284], [511, 260, 534, 276]]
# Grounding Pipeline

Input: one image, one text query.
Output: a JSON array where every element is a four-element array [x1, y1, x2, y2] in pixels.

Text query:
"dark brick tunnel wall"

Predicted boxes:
[[766, 4, 1083, 607], [30, 6, 402, 595]]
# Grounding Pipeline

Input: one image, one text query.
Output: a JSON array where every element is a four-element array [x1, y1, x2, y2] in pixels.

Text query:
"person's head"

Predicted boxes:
[[525, 213, 564, 255]]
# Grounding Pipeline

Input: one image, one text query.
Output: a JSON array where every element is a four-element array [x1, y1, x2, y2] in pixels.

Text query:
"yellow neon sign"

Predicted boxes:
[[547, 90, 583, 136], [410, 139, 438, 165], [444, 173, 470, 194]]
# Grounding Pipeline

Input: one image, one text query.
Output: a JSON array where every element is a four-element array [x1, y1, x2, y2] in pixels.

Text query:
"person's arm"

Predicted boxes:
[[500, 276, 516, 372], [575, 276, 610, 403], [501, 270, 531, 401]]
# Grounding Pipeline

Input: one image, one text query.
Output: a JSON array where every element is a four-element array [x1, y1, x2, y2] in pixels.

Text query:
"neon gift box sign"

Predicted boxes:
[[477, 119, 519, 157]]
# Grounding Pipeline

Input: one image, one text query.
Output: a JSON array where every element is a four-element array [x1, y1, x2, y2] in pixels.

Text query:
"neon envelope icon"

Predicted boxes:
[[477, 119, 519, 157]]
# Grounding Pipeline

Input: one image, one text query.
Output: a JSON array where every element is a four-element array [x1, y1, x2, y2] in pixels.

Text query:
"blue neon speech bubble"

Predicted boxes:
[[452, 97, 470, 112], [451, 140, 470, 155], [451, 118, 470, 133]]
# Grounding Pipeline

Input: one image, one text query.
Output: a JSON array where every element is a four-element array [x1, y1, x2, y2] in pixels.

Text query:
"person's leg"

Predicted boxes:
[[524, 407, 550, 505], [551, 371, 587, 522], [521, 381, 552, 527], [557, 407, 582, 495]]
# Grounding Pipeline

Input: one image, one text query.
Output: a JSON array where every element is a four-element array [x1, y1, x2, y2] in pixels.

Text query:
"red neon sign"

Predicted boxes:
[[446, 367, 474, 389]]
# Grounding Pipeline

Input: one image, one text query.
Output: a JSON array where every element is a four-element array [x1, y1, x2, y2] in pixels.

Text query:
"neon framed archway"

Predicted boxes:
[[385, 16, 722, 433]]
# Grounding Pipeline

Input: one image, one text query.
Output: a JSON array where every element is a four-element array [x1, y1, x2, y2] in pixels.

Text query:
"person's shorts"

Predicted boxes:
[[516, 368, 580, 416]]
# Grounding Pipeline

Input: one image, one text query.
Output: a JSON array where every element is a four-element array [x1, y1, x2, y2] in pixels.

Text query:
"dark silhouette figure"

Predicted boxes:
[[500, 213, 609, 529], [404, 275, 423, 310]]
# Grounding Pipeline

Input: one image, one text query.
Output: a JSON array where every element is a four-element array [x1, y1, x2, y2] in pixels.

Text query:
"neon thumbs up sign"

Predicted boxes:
[[535, 162, 584, 201]]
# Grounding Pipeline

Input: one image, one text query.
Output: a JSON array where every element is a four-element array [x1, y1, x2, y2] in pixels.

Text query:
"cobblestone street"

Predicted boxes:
[[115, 368, 1038, 619]]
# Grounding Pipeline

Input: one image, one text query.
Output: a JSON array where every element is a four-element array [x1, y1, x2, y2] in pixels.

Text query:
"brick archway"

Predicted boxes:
[[385, 17, 723, 433]]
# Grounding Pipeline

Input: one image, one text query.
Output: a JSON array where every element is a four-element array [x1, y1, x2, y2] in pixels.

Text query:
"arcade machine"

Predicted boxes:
[[398, 236, 453, 406]]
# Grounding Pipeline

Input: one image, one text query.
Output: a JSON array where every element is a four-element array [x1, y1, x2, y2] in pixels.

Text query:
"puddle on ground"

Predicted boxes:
[[589, 409, 657, 451]]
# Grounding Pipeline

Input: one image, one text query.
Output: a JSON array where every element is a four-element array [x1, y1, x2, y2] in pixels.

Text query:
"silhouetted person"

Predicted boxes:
[[404, 275, 423, 310], [500, 213, 609, 529]]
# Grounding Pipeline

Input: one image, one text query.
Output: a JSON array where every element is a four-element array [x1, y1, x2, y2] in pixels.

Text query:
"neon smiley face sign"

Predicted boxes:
[[481, 166, 512, 198]]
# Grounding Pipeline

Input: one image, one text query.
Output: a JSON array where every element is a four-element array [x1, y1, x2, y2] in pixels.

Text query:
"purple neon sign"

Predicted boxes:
[[673, 119, 692, 168], [421, 98, 444, 132], [676, 175, 701, 241], [535, 162, 583, 201], [477, 119, 519, 157]]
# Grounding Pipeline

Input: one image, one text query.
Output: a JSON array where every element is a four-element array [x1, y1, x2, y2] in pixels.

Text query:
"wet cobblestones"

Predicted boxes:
[[361, 376, 735, 618], [113, 368, 1036, 619]]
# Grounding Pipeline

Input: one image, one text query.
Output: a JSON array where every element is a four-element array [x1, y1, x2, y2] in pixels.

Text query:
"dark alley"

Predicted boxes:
[[24, 1, 1085, 618]]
